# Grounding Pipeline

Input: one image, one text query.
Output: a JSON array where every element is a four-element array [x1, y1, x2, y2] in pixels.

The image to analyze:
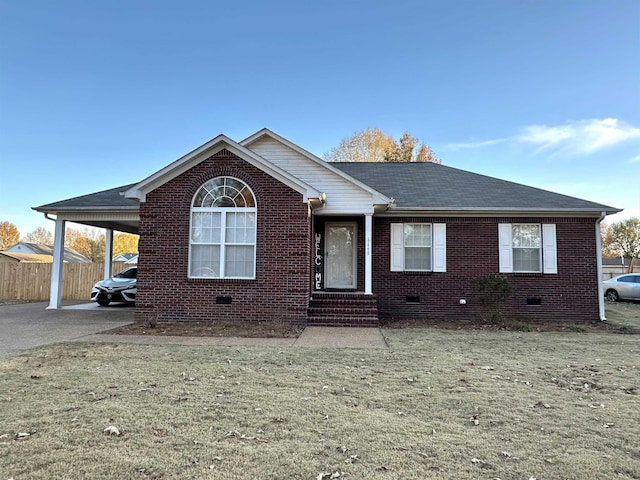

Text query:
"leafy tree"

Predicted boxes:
[[22, 227, 53, 245], [65, 228, 95, 260], [324, 127, 441, 163], [90, 234, 106, 264], [68, 227, 105, 263], [0, 221, 20, 249], [600, 223, 618, 258], [605, 217, 640, 272], [65, 227, 139, 263], [324, 127, 394, 163], [113, 233, 139, 258]]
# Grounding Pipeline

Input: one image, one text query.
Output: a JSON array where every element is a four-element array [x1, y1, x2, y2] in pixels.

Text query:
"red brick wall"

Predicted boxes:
[[373, 217, 600, 322], [135, 149, 311, 324]]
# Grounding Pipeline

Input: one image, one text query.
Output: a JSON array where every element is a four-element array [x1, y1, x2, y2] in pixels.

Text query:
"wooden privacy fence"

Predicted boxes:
[[0, 263, 127, 301]]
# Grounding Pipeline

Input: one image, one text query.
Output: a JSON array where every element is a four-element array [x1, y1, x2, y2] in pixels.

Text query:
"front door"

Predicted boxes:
[[325, 222, 357, 289]]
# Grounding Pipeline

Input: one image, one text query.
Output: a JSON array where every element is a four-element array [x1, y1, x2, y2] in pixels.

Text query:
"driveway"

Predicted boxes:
[[0, 302, 134, 357], [0, 303, 388, 355]]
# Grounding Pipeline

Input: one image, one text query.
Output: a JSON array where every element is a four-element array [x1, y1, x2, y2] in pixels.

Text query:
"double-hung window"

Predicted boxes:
[[189, 177, 256, 279], [499, 223, 557, 274], [390, 223, 446, 272]]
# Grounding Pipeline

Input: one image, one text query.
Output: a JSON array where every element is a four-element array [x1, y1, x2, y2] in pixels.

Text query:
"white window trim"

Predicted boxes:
[[498, 223, 557, 274], [189, 178, 257, 280], [390, 223, 446, 272]]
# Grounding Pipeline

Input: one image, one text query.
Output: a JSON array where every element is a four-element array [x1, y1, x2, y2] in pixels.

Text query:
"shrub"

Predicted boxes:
[[508, 319, 532, 332], [476, 274, 513, 324]]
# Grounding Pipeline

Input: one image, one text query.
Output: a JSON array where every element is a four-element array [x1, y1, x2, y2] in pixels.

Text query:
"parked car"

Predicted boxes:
[[603, 274, 640, 302], [91, 267, 137, 306]]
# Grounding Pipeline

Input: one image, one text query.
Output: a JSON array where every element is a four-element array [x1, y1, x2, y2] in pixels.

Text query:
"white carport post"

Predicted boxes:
[[104, 228, 114, 280], [364, 214, 373, 295], [47, 218, 66, 309]]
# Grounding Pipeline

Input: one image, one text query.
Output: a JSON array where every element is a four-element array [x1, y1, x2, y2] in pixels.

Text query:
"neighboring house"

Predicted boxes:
[[124, 254, 139, 264], [113, 253, 138, 263], [5, 242, 92, 264], [34, 129, 620, 323], [602, 257, 638, 279], [0, 251, 54, 263]]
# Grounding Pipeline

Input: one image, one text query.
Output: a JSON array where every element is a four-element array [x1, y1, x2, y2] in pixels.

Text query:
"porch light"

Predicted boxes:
[[308, 193, 327, 209]]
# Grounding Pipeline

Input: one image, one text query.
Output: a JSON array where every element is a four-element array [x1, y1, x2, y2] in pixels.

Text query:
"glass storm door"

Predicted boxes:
[[325, 222, 357, 289]]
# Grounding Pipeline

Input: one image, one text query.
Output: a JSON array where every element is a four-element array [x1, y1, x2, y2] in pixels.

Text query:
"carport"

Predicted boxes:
[[33, 184, 140, 309]]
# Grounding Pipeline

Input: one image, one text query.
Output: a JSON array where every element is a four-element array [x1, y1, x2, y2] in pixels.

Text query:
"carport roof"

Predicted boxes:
[[34, 184, 139, 212], [33, 184, 140, 234]]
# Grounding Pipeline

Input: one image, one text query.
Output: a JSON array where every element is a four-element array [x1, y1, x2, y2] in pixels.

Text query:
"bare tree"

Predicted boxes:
[[22, 227, 53, 246], [609, 217, 640, 272]]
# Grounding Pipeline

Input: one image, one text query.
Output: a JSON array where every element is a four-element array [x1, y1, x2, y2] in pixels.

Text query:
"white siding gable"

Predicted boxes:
[[247, 136, 379, 214]]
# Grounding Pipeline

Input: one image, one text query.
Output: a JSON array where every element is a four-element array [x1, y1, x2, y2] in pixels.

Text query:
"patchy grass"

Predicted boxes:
[[1, 327, 639, 479], [606, 300, 640, 333]]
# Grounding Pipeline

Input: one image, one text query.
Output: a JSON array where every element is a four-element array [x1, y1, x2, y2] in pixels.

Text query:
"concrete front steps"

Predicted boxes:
[[307, 292, 379, 327]]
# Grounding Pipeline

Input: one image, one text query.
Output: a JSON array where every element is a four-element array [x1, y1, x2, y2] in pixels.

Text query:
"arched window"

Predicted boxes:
[[189, 177, 256, 278]]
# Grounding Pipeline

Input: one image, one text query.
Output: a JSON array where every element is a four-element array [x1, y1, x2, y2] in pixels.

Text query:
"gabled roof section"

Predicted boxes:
[[333, 162, 620, 215], [241, 128, 391, 206], [124, 134, 320, 202]]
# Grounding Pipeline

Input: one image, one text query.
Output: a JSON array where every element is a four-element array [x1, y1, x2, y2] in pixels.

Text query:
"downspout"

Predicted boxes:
[[595, 211, 606, 321]]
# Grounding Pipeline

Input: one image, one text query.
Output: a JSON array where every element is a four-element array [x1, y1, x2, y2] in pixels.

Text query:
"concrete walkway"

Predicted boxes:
[[0, 302, 387, 357], [79, 326, 388, 349]]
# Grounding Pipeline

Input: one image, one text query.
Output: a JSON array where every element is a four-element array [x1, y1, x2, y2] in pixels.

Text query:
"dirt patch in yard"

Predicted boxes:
[[104, 320, 305, 338], [381, 317, 636, 333], [103, 301, 639, 337], [384, 301, 640, 334]]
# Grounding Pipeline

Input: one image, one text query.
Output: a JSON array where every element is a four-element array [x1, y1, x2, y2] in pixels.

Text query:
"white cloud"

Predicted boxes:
[[445, 118, 640, 157], [445, 138, 508, 150], [517, 118, 640, 156], [628, 154, 640, 164]]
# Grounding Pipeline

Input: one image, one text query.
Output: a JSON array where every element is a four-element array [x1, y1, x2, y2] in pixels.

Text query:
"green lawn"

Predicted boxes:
[[1, 303, 639, 479]]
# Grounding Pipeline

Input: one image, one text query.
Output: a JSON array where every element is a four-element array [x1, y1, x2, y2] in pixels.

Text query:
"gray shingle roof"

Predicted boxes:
[[34, 164, 618, 215], [34, 184, 139, 212], [332, 162, 618, 213]]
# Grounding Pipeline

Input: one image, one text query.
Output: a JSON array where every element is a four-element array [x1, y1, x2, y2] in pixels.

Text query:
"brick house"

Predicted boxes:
[[35, 129, 619, 324]]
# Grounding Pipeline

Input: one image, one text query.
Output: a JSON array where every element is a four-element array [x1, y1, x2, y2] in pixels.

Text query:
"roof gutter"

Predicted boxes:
[[596, 211, 607, 321], [378, 207, 619, 218]]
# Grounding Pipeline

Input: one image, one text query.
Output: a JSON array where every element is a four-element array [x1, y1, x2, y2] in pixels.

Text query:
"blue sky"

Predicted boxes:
[[1, 0, 639, 237]]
